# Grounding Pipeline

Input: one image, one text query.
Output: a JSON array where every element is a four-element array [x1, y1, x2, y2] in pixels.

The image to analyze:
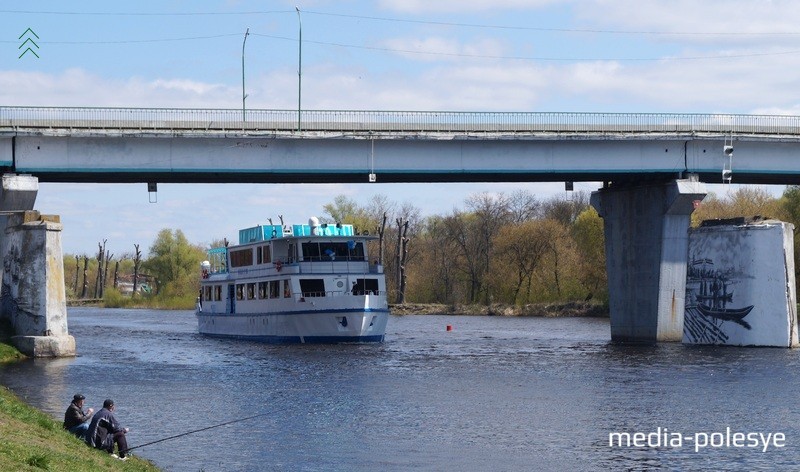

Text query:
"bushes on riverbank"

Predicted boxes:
[[100, 288, 196, 310]]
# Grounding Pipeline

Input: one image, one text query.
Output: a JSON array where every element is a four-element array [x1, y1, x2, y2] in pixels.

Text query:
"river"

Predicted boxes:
[[0, 308, 798, 471]]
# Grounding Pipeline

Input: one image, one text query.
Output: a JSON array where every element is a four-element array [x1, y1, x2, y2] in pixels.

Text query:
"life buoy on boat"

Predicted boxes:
[[201, 268, 209, 279], [275, 260, 283, 272]]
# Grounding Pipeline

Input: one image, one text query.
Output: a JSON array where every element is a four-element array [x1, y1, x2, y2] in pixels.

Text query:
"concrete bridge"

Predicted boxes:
[[2, 106, 800, 353], [3, 106, 800, 184]]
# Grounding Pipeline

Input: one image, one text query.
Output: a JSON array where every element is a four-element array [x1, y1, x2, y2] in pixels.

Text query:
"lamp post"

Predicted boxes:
[[296, 6, 302, 132], [242, 27, 249, 123]]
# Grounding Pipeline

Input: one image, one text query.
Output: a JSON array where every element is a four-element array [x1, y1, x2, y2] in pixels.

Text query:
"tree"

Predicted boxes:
[[144, 229, 205, 298], [494, 220, 552, 304], [94, 240, 106, 298], [395, 218, 410, 304], [693, 187, 780, 225], [80, 256, 89, 299], [542, 191, 590, 226], [133, 244, 142, 296], [572, 207, 607, 301]]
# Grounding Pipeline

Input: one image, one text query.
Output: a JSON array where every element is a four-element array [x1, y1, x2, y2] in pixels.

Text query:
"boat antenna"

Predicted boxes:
[[279, 214, 284, 226], [123, 412, 271, 454]]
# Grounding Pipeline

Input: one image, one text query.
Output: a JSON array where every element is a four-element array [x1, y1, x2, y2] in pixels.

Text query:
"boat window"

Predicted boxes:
[[301, 241, 366, 261], [203, 286, 212, 301], [246, 283, 256, 300], [270, 280, 280, 299], [353, 278, 379, 295], [230, 248, 254, 268], [257, 245, 271, 265], [283, 279, 292, 298], [302, 242, 320, 260], [258, 282, 267, 299], [214, 285, 222, 301], [236, 284, 244, 300], [300, 279, 325, 297]]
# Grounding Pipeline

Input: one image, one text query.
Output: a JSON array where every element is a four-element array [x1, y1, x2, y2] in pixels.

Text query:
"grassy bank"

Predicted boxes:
[[390, 301, 609, 317], [0, 338, 161, 471]]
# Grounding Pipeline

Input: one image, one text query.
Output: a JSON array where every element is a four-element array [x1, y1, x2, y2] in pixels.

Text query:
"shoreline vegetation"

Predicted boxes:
[[389, 301, 608, 317], [0, 326, 160, 471], [67, 297, 609, 318]]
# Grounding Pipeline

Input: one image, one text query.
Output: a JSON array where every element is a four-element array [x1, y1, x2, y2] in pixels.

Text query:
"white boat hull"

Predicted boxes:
[[196, 296, 389, 343]]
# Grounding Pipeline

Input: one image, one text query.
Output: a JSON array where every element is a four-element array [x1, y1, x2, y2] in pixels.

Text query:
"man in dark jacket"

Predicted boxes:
[[85, 399, 130, 460], [63, 394, 94, 440]]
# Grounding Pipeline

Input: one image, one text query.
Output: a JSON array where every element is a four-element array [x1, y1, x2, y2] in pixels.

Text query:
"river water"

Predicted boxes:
[[0, 308, 798, 471]]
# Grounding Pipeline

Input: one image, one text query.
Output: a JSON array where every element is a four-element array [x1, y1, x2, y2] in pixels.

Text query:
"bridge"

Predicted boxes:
[[2, 106, 800, 184], [1, 106, 799, 354]]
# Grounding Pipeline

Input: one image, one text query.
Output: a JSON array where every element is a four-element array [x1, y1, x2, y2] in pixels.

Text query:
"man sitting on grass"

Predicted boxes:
[[63, 394, 94, 440], [86, 399, 130, 460]]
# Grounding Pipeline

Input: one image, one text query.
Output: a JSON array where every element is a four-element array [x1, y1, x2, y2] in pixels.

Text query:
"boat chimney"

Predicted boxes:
[[309, 216, 320, 235]]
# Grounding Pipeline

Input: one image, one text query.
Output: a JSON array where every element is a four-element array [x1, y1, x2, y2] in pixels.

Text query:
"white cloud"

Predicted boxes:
[[0, 69, 238, 108]]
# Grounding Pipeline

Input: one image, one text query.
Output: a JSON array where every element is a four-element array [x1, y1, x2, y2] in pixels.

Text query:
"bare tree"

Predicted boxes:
[[102, 252, 113, 295], [133, 244, 142, 296], [73, 255, 80, 294], [113, 259, 121, 289], [95, 240, 107, 298], [377, 212, 387, 265], [80, 256, 89, 299], [395, 218, 410, 304]]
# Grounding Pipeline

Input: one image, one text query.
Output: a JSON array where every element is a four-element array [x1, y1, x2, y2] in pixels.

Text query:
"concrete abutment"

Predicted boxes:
[[591, 178, 707, 343], [0, 174, 74, 357]]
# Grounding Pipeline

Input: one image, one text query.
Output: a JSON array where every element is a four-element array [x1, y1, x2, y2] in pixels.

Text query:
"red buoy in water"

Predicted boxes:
[[446, 325, 453, 331]]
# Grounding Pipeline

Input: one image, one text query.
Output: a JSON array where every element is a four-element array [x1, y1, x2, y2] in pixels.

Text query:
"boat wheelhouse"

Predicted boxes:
[[196, 220, 389, 343]]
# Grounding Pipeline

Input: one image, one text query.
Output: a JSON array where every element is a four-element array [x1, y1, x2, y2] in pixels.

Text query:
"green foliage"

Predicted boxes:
[[572, 208, 607, 302], [144, 228, 205, 298], [102, 288, 134, 308]]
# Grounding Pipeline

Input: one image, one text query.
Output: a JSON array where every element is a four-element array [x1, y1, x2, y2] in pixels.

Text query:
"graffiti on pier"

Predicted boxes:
[[684, 257, 755, 345]]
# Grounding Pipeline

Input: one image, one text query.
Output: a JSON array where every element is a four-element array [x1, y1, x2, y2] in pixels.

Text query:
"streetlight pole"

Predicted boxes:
[[242, 27, 249, 123], [296, 6, 302, 132]]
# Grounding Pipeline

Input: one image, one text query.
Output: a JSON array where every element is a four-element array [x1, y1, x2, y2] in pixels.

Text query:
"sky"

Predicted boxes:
[[1, 0, 796, 256]]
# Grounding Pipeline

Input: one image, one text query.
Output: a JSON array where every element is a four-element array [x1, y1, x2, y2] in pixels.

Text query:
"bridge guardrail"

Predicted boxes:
[[2, 106, 800, 135]]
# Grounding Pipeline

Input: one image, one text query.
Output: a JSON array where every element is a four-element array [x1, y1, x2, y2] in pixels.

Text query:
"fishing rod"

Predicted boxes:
[[124, 412, 271, 453]]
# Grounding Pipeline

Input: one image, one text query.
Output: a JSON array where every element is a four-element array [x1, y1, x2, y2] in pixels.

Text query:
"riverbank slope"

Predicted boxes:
[[0, 331, 160, 471]]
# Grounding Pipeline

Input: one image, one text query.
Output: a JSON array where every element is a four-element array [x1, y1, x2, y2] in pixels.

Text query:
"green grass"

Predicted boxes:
[[0, 384, 162, 471]]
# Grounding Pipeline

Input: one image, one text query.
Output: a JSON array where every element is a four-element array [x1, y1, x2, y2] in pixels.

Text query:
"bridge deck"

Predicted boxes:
[[1, 107, 800, 184]]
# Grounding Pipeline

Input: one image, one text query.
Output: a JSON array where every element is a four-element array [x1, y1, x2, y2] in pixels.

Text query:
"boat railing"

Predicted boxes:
[[296, 260, 373, 274], [296, 290, 386, 300]]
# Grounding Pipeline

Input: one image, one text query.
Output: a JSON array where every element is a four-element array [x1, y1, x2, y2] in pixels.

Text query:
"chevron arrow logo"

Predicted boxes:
[[18, 28, 40, 59]]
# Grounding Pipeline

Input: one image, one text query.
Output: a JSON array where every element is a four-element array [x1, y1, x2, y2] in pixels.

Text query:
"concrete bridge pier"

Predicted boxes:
[[0, 174, 74, 357], [591, 177, 707, 343]]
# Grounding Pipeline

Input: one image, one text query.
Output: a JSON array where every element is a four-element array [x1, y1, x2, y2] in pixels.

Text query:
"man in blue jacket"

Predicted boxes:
[[85, 399, 130, 460]]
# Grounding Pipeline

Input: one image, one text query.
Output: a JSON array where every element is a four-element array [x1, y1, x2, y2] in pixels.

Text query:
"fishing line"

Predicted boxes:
[[123, 412, 271, 453]]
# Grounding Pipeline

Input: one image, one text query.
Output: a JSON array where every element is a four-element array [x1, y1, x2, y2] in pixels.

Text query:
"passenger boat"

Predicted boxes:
[[196, 218, 389, 343]]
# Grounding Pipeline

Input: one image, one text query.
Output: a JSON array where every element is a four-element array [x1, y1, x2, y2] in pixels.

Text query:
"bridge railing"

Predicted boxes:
[[2, 106, 800, 135]]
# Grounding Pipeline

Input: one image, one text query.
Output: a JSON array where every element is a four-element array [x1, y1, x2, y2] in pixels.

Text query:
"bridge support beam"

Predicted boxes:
[[591, 178, 707, 343], [0, 174, 75, 357]]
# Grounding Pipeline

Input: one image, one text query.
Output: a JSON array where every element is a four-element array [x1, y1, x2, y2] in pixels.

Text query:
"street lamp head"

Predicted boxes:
[[296, 5, 300, 12]]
